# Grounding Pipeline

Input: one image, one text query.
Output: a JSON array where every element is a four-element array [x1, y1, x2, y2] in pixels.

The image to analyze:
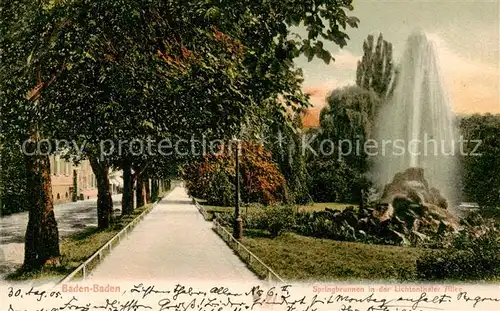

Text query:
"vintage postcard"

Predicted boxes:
[[1, 0, 499, 310]]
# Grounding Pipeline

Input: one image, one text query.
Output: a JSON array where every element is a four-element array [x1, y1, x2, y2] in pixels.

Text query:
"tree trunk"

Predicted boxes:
[[89, 156, 113, 230], [72, 169, 78, 202], [145, 174, 152, 204], [136, 174, 145, 208], [23, 142, 60, 270], [122, 164, 134, 215], [151, 179, 159, 202]]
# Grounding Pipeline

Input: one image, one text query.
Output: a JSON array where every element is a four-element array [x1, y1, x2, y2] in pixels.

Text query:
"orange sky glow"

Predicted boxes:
[[301, 38, 499, 128]]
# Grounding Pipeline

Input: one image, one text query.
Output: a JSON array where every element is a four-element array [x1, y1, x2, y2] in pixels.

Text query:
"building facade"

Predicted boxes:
[[49, 156, 98, 204]]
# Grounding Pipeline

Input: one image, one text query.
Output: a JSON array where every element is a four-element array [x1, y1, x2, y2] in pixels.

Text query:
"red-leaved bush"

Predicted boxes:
[[182, 141, 289, 206]]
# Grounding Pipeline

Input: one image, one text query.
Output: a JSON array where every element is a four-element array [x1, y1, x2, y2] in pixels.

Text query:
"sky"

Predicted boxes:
[[298, 0, 500, 126]]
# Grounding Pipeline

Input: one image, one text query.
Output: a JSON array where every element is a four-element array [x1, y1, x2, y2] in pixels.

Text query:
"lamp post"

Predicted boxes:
[[232, 137, 243, 240]]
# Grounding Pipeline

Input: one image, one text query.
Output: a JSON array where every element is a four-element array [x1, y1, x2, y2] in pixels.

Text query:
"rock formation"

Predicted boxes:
[[293, 168, 461, 247], [375, 168, 460, 236]]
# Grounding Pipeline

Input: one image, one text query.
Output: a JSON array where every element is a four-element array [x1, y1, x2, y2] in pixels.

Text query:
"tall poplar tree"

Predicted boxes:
[[356, 33, 394, 99]]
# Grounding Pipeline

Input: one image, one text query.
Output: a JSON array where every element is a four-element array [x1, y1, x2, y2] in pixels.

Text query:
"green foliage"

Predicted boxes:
[[306, 86, 381, 204], [260, 205, 296, 238], [261, 113, 312, 204], [1, 0, 361, 196], [321, 86, 381, 151], [356, 33, 395, 99], [459, 114, 500, 208], [1, 0, 362, 270], [415, 213, 500, 280], [206, 168, 234, 207], [0, 141, 29, 215], [1, 0, 360, 195], [479, 206, 500, 220], [215, 203, 295, 238], [306, 155, 358, 203], [320, 85, 381, 172], [295, 210, 353, 241], [292, 206, 397, 244], [416, 228, 500, 280]]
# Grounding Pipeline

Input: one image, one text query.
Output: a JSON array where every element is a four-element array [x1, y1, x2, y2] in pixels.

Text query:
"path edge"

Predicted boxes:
[[56, 183, 179, 286], [191, 198, 284, 284]]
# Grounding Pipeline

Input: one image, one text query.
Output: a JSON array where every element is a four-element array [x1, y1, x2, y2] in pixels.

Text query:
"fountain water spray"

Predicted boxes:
[[374, 30, 460, 208]]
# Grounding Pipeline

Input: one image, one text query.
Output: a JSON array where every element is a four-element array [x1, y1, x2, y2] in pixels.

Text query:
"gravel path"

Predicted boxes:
[[89, 185, 258, 282], [0, 195, 122, 279]]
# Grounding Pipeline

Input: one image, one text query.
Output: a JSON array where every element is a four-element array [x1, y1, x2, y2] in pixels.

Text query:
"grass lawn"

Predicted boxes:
[[201, 202, 431, 281], [239, 230, 433, 281], [202, 201, 499, 282], [7, 194, 169, 282]]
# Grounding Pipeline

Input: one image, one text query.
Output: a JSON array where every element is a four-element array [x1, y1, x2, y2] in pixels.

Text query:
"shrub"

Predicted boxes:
[[260, 205, 296, 237], [239, 141, 289, 204], [240, 204, 267, 229], [460, 114, 500, 210], [293, 207, 389, 243], [215, 204, 266, 229], [479, 206, 500, 220], [206, 168, 234, 207], [182, 141, 289, 206], [182, 157, 219, 200], [416, 228, 500, 280], [214, 204, 295, 238], [306, 157, 353, 203]]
